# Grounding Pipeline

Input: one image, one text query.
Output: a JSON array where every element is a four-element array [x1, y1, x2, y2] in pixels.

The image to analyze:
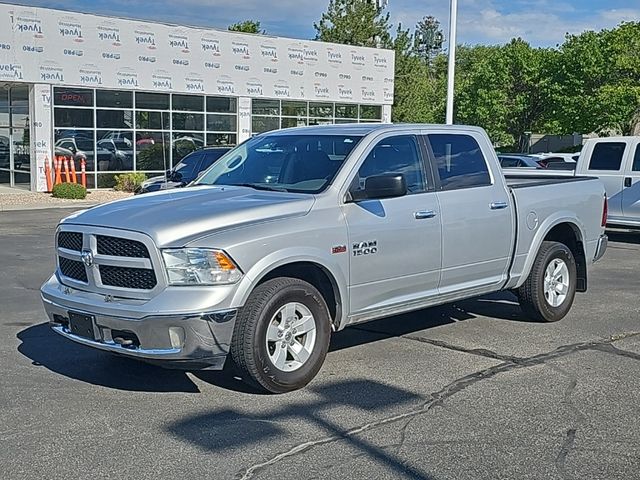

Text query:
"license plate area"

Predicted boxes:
[[68, 311, 97, 340]]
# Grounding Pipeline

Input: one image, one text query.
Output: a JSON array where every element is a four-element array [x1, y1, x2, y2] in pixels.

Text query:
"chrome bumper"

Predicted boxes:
[[42, 296, 237, 370], [594, 234, 608, 262]]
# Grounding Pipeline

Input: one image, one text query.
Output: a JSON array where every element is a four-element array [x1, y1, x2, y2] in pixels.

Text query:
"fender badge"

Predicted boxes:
[[331, 245, 347, 254]]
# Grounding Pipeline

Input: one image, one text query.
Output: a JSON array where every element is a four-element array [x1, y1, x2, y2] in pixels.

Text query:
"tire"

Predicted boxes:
[[230, 277, 331, 393], [517, 241, 577, 322]]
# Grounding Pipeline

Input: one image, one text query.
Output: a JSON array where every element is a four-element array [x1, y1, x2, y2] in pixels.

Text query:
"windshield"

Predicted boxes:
[[196, 134, 362, 193]]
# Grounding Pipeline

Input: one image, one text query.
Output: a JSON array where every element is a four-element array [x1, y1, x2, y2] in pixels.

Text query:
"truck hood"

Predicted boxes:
[[62, 185, 315, 247]]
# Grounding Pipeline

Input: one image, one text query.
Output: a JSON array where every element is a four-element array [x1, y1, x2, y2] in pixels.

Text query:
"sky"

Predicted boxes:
[[12, 0, 640, 47]]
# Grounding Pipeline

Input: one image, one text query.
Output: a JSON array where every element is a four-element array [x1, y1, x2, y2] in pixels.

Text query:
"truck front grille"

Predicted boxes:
[[99, 265, 157, 290], [58, 232, 83, 252], [59, 257, 88, 283], [56, 228, 161, 298], [97, 235, 150, 258]]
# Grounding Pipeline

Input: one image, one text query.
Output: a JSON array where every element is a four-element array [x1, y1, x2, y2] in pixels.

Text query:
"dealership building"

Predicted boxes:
[[0, 3, 395, 191]]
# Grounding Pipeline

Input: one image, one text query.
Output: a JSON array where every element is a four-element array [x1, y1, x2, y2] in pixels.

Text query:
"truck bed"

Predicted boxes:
[[504, 174, 592, 189]]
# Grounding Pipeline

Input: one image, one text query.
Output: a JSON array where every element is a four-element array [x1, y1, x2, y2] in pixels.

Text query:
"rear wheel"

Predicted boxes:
[[517, 241, 577, 322], [230, 277, 331, 393]]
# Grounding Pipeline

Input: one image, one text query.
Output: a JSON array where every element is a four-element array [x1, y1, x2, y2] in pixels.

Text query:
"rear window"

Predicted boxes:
[[428, 134, 492, 190], [633, 145, 640, 172], [588, 143, 626, 171]]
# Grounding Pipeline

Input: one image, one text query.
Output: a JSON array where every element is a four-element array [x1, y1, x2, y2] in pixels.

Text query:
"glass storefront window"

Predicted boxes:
[[206, 114, 236, 132], [135, 92, 170, 110], [136, 110, 169, 130], [359, 105, 382, 120], [207, 96, 237, 113], [54, 87, 94, 107], [136, 132, 170, 171], [281, 101, 307, 117], [309, 102, 333, 118], [96, 131, 134, 171], [172, 112, 204, 131], [54, 130, 96, 173], [97, 109, 133, 129], [96, 90, 133, 108], [281, 117, 307, 129], [206, 133, 236, 146], [173, 94, 204, 112], [172, 132, 204, 163], [252, 99, 280, 116], [54, 108, 94, 128], [335, 104, 358, 119], [10, 86, 29, 108], [252, 116, 280, 134]]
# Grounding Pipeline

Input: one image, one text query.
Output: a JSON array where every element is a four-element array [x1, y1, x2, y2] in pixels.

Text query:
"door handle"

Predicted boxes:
[[490, 201, 509, 210], [625, 177, 632, 188], [414, 210, 437, 220]]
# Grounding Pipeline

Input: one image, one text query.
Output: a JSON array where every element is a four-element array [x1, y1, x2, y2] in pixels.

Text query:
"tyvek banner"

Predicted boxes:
[[0, 3, 395, 105]]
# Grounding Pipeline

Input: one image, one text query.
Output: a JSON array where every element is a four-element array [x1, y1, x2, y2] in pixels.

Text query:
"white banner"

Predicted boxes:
[[0, 3, 395, 105]]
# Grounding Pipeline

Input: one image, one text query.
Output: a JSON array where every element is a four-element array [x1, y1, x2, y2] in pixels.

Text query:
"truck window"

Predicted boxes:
[[588, 143, 626, 171], [427, 134, 491, 190], [354, 135, 426, 194], [633, 145, 640, 172]]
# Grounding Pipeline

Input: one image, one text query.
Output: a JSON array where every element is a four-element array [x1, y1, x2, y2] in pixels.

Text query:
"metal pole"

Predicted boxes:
[[445, 0, 458, 125]]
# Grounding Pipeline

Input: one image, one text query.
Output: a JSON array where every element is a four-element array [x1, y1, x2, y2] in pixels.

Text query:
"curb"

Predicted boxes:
[[0, 203, 99, 212]]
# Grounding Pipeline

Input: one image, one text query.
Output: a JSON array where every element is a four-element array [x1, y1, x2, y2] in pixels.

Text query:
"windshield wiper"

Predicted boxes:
[[230, 183, 289, 192]]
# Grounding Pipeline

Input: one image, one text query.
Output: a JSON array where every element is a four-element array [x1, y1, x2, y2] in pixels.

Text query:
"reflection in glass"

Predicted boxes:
[[97, 109, 133, 129], [173, 94, 204, 112], [207, 96, 237, 113], [252, 116, 279, 134], [54, 87, 94, 107], [96, 90, 133, 108], [135, 92, 170, 110], [206, 133, 237, 146], [97, 131, 134, 171], [172, 132, 204, 163], [136, 132, 170, 171], [172, 112, 204, 131], [206, 114, 236, 132], [12, 128, 30, 172], [281, 117, 307, 129], [309, 102, 333, 118], [335, 104, 358, 119], [10, 86, 29, 107], [13, 171, 30, 189], [359, 105, 382, 120], [252, 100, 280, 116], [136, 111, 169, 130], [0, 127, 10, 174], [54, 108, 94, 128], [54, 130, 97, 172], [282, 101, 307, 117]]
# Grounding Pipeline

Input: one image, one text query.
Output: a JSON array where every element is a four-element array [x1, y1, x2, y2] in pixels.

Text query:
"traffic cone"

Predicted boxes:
[[70, 157, 77, 184], [54, 156, 62, 186], [80, 158, 86, 188], [63, 156, 70, 183], [44, 155, 52, 192]]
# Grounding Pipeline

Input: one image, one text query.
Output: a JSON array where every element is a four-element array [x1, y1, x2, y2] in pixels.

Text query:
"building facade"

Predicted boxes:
[[0, 3, 395, 191]]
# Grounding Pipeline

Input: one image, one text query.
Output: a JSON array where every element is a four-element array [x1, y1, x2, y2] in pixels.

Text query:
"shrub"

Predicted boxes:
[[114, 173, 147, 192], [52, 182, 87, 200]]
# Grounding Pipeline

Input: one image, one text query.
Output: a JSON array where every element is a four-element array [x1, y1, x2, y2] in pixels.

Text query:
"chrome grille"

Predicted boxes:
[[97, 235, 150, 258], [58, 232, 83, 251], [99, 265, 157, 290], [59, 257, 88, 283]]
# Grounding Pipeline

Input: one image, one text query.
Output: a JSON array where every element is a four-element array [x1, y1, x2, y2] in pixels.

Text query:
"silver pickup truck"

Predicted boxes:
[[41, 124, 608, 393]]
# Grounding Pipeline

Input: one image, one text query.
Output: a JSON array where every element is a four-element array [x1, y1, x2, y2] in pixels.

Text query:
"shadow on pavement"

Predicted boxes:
[[17, 292, 525, 395], [607, 230, 640, 245], [167, 378, 435, 479]]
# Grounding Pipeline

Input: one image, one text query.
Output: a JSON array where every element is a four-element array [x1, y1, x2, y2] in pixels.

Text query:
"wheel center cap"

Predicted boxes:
[[285, 332, 292, 342]]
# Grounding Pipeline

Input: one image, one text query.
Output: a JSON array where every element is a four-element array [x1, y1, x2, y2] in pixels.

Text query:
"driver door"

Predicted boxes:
[[342, 134, 442, 316]]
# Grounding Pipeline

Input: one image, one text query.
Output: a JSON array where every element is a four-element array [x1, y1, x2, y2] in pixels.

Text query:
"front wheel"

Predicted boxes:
[[230, 277, 331, 393], [517, 241, 577, 322]]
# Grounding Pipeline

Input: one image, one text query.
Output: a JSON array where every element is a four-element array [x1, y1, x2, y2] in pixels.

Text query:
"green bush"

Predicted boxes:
[[114, 173, 147, 192], [52, 182, 87, 200]]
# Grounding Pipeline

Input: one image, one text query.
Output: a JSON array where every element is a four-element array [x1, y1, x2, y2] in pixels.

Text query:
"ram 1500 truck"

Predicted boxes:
[[41, 124, 608, 393]]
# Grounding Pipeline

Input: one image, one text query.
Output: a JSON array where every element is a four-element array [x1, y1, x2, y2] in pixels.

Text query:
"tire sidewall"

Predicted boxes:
[[536, 244, 577, 321], [252, 283, 331, 392]]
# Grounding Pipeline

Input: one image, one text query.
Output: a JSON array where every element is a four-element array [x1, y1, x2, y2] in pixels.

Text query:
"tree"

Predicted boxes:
[[314, 0, 392, 48], [414, 16, 444, 66], [228, 20, 265, 34]]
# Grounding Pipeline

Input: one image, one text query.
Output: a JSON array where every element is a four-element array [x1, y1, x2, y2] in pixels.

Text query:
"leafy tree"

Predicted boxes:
[[314, 0, 392, 48], [228, 20, 265, 34]]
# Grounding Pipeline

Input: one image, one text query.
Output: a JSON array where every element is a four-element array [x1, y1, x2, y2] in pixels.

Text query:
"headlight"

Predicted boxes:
[[162, 248, 243, 285]]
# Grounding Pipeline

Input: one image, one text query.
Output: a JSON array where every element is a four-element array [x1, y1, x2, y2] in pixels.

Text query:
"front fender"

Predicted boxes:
[[229, 248, 349, 326], [510, 212, 586, 289]]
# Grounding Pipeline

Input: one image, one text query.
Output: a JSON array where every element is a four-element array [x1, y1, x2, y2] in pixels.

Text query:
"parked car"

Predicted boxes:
[[503, 137, 640, 228], [55, 137, 112, 171], [96, 138, 134, 170], [530, 153, 578, 169], [498, 154, 543, 169], [135, 146, 231, 194], [42, 124, 607, 393]]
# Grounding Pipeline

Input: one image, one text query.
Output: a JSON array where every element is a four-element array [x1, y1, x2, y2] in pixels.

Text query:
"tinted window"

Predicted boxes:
[[54, 108, 93, 128], [174, 152, 203, 179], [588, 143, 626, 171], [633, 145, 640, 172], [135, 92, 169, 110], [173, 94, 203, 112], [355, 135, 426, 194], [54, 87, 94, 107], [428, 134, 491, 190], [201, 149, 229, 169], [96, 90, 132, 108], [499, 156, 521, 168]]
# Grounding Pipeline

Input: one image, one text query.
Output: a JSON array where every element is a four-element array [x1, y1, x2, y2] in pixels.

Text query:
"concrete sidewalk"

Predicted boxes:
[[0, 189, 132, 211]]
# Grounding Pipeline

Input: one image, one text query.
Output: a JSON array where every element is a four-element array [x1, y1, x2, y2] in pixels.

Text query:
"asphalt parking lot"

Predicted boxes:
[[1, 208, 639, 480]]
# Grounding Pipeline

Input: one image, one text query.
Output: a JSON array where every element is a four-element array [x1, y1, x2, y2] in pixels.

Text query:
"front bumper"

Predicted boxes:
[[594, 234, 608, 262], [41, 277, 237, 370]]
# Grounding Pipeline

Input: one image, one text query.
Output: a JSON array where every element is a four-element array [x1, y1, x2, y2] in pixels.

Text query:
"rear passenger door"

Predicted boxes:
[[622, 141, 640, 221], [424, 132, 513, 294]]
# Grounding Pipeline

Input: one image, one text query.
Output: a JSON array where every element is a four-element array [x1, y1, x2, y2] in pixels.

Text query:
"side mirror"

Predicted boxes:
[[351, 174, 407, 201]]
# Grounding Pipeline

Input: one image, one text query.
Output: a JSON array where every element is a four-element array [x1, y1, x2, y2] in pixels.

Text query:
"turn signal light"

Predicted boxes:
[[601, 195, 608, 228]]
